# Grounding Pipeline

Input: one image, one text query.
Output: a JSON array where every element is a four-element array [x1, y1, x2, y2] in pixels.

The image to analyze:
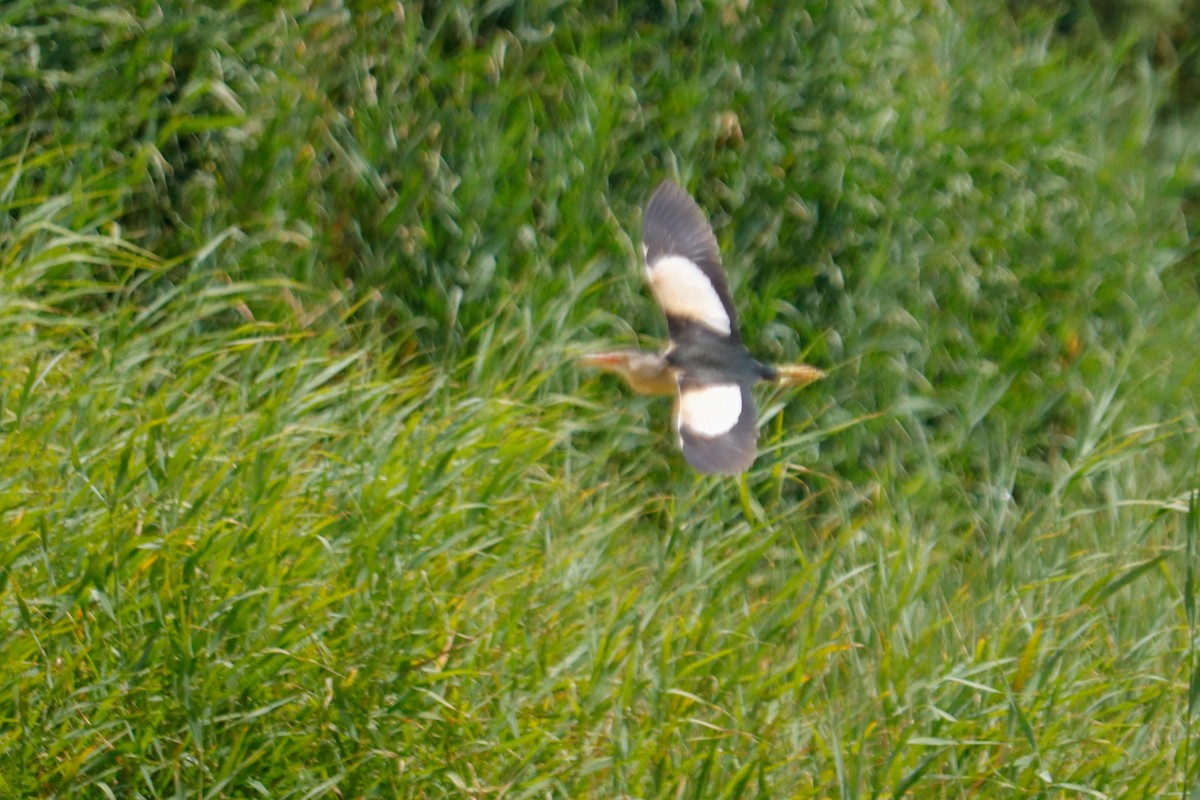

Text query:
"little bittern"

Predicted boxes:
[[582, 180, 824, 475]]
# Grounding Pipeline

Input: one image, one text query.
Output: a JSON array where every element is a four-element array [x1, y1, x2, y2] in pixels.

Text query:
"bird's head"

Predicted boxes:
[[579, 349, 676, 396]]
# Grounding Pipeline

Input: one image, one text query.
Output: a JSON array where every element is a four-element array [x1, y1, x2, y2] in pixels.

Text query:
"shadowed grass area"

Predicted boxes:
[[2, 0, 1200, 797]]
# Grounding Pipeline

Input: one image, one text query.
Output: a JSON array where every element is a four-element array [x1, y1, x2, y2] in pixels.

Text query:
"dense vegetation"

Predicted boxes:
[[2, 1, 1198, 796]]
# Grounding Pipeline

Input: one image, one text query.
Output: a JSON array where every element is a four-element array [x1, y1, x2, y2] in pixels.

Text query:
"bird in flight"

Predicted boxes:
[[582, 179, 824, 475]]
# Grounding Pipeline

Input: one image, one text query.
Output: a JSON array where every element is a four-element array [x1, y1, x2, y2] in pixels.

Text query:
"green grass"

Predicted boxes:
[[2, 1, 1200, 797]]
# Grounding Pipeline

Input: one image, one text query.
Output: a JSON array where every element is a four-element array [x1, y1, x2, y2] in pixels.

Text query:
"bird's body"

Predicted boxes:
[[582, 180, 824, 474]]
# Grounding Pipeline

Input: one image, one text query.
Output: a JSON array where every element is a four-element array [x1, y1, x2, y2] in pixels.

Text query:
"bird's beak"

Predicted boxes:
[[579, 351, 628, 369]]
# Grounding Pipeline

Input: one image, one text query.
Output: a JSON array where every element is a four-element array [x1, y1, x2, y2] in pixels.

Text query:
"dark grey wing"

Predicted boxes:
[[674, 376, 758, 474], [643, 181, 760, 474], [642, 180, 742, 343]]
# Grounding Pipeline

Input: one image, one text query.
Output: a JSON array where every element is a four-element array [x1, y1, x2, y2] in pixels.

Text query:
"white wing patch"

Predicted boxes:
[[677, 383, 743, 438], [647, 255, 732, 336]]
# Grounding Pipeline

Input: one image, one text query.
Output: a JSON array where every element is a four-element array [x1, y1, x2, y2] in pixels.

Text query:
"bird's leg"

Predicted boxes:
[[772, 363, 826, 388]]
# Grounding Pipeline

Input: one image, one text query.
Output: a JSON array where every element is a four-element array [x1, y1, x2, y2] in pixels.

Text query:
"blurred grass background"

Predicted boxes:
[[2, 0, 1200, 796]]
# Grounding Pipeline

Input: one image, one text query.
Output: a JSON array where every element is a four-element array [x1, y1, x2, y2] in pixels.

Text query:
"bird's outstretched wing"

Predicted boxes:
[[642, 180, 742, 343], [643, 179, 763, 475], [675, 376, 758, 475]]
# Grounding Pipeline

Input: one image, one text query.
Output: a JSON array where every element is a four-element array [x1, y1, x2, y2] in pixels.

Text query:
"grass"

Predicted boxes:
[[2, 0, 1200, 797]]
